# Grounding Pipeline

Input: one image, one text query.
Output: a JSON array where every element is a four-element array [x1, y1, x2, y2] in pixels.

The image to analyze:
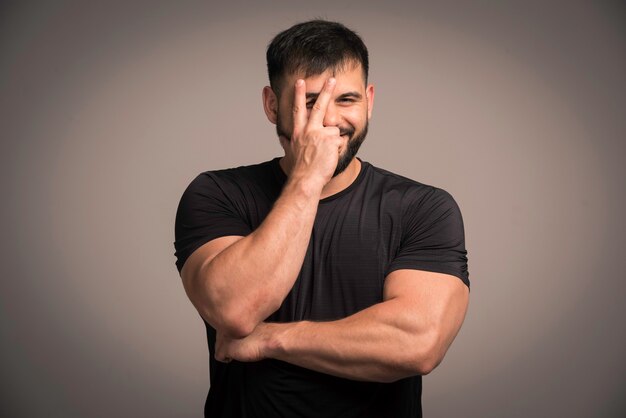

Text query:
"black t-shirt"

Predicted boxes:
[[174, 157, 469, 418]]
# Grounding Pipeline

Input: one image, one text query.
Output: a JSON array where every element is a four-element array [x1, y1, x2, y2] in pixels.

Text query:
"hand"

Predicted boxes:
[[215, 323, 275, 363], [280, 78, 345, 187]]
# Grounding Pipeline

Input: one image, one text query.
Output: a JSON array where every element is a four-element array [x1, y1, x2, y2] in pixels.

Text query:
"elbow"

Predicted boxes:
[[214, 297, 281, 339], [197, 285, 256, 339], [197, 307, 255, 339], [190, 290, 257, 338], [188, 292, 255, 338], [217, 309, 257, 339], [405, 334, 445, 377], [413, 355, 440, 376], [376, 354, 439, 383], [393, 355, 438, 379], [197, 267, 283, 338]]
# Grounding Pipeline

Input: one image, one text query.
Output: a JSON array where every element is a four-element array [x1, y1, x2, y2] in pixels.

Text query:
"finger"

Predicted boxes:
[[214, 332, 229, 362], [308, 77, 336, 127], [214, 344, 232, 363], [292, 79, 307, 134], [322, 126, 342, 146], [215, 353, 232, 363]]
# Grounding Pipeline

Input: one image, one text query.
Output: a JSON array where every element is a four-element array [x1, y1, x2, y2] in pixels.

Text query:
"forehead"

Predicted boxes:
[[280, 63, 366, 98]]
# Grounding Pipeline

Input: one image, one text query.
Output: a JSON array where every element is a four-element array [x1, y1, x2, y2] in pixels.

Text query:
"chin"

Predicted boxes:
[[332, 154, 356, 178]]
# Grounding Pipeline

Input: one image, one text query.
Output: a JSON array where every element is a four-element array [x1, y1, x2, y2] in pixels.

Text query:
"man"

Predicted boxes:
[[174, 19, 469, 418]]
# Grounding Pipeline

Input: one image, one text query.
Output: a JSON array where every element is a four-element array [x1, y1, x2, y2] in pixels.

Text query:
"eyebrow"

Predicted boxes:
[[305, 91, 363, 101]]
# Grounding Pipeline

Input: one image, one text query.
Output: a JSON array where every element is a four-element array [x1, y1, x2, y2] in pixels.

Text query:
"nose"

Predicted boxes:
[[322, 102, 340, 127]]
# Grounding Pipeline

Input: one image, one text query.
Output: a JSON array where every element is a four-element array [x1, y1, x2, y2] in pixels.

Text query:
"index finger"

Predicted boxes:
[[292, 79, 307, 134], [308, 77, 336, 127]]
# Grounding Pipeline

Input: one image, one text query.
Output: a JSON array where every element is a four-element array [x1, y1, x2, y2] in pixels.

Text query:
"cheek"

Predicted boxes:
[[276, 108, 293, 129], [277, 95, 295, 124], [344, 107, 367, 127]]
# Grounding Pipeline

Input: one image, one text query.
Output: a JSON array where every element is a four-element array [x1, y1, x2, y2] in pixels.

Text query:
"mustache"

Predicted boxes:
[[277, 126, 355, 141], [339, 127, 354, 137]]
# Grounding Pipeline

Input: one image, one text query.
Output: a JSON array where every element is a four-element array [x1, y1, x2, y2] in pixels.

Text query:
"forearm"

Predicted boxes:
[[216, 272, 468, 381], [200, 176, 323, 337], [191, 78, 348, 337], [265, 299, 439, 382]]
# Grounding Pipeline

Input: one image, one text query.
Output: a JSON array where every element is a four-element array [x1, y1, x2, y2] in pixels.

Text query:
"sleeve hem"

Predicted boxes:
[[175, 228, 250, 274], [385, 263, 470, 289]]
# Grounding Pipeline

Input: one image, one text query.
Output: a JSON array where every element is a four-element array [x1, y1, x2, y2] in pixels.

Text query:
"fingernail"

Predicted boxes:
[[328, 78, 336, 85], [296, 79, 304, 86]]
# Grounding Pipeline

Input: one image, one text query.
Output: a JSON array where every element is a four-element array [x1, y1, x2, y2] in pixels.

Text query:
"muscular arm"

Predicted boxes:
[[181, 78, 344, 338], [217, 269, 469, 382], [181, 178, 321, 338]]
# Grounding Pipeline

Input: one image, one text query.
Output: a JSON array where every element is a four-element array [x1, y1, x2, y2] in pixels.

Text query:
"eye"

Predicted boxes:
[[338, 98, 356, 105], [306, 101, 315, 109]]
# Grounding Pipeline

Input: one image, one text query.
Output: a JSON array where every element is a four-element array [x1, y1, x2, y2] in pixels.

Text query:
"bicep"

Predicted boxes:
[[180, 235, 244, 310], [383, 269, 469, 362]]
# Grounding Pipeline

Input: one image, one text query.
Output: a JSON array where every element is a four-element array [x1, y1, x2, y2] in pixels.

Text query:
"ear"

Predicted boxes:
[[262, 86, 278, 124], [366, 84, 375, 120]]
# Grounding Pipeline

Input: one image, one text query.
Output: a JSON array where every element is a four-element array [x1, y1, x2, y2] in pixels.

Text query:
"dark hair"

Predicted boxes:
[[266, 19, 369, 94]]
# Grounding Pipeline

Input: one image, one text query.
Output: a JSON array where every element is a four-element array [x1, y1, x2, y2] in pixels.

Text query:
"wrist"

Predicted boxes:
[[285, 175, 325, 200], [263, 322, 301, 359]]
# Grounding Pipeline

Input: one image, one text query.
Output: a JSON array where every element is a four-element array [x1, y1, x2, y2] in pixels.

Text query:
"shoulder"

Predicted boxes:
[[189, 158, 278, 188], [175, 158, 280, 226], [368, 163, 469, 287], [174, 159, 278, 273], [363, 161, 461, 217], [180, 158, 280, 200]]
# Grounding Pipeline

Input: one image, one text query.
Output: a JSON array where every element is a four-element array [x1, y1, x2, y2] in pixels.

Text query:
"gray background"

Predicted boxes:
[[1, 1, 625, 417]]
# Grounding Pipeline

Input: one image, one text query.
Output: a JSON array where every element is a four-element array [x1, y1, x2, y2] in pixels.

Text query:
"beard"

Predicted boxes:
[[276, 114, 368, 178], [332, 121, 368, 177]]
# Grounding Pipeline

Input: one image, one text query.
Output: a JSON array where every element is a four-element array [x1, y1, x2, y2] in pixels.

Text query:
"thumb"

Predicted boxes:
[[214, 334, 232, 363]]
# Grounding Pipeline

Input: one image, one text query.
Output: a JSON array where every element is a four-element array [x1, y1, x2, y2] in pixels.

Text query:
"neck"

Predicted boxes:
[[279, 157, 362, 200], [320, 158, 362, 199]]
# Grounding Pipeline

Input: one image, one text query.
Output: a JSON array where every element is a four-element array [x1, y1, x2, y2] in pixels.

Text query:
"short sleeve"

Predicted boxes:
[[387, 187, 470, 288], [173, 173, 252, 274]]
